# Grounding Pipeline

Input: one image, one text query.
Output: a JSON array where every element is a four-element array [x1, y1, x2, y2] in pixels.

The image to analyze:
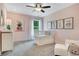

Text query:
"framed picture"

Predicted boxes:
[[64, 17, 74, 29], [52, 20, 56, 29], [16, 20, 24, 32], [57, 19, 64, 29], [47, 21, 52, 29]]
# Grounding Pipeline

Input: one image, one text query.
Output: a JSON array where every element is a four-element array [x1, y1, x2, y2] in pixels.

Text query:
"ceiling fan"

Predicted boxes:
[[25, 3, 51, 13]]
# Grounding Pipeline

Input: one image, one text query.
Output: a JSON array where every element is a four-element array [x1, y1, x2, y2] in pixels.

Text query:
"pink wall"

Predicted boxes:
[[44, 4, 79, 42], [6, 11, 32, 42]]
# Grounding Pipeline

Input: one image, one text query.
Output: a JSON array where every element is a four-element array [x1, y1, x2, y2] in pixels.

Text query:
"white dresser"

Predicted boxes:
[[0, 31, 13, 55]]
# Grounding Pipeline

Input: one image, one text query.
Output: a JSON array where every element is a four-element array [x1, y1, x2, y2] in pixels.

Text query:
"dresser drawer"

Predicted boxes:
[[2, 33, 13, 51]]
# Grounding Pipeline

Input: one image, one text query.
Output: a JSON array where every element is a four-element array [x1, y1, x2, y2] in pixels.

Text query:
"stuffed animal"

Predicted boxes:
[[68, 43, 79, 55]]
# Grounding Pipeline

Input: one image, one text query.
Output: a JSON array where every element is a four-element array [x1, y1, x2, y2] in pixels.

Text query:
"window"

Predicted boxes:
[[34, 20, 39, 31]]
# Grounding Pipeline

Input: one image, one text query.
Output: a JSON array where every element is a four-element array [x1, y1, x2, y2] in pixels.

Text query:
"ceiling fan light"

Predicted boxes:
[[35, 8, 41, 11]]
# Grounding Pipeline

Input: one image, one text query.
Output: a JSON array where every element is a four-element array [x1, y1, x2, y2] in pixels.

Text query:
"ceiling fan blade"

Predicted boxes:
[[41, 9, 45, 13], [42, 6, 51, 8], [26, 5, 35, 8]]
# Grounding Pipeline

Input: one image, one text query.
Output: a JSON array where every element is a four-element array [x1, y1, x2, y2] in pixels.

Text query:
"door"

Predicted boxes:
[[31, 19, 42, 39]]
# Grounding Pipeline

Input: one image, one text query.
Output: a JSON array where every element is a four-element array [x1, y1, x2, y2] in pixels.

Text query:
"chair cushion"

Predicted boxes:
[[65, 39, 79, 48], [55, 44, 67, 49], [54, 44, 68, 56]]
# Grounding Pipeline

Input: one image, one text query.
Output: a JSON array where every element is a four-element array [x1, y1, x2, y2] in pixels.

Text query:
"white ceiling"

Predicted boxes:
[[4, 3, 74, 17]]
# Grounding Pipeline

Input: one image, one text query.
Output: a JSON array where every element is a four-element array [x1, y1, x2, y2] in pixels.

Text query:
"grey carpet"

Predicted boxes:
[[2, 41, 54, 56]]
